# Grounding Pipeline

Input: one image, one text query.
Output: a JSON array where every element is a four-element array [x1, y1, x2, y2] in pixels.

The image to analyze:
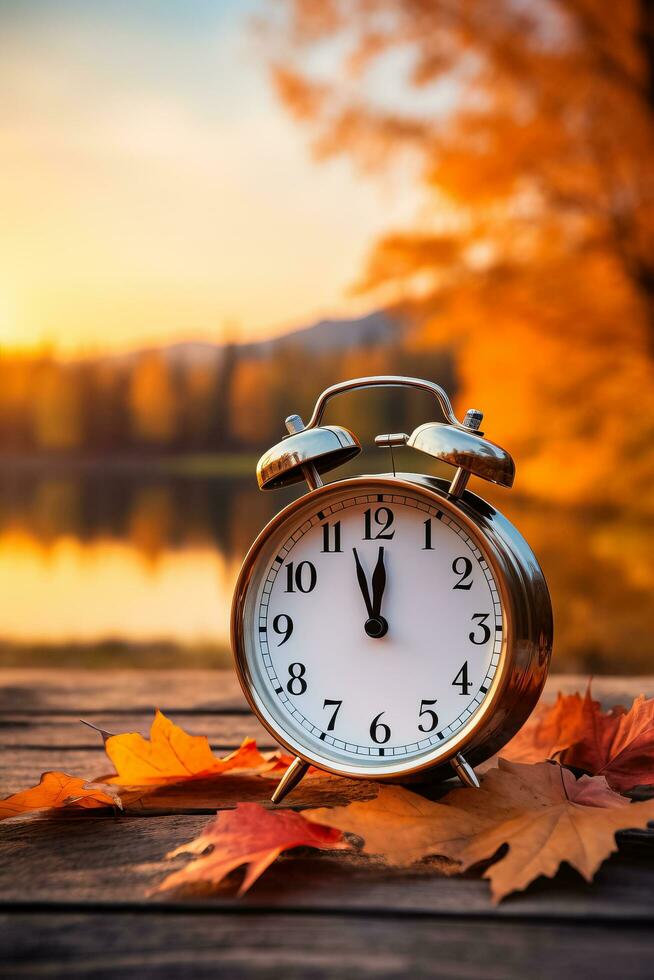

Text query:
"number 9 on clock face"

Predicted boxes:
[[232, 478, 507, 778]]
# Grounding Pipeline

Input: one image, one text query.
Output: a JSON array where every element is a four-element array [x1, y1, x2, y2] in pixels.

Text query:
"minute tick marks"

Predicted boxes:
[[254, 489, 503, 760]]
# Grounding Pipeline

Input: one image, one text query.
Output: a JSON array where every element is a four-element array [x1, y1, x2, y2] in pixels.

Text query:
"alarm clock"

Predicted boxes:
[[231, 376, 552, 803]]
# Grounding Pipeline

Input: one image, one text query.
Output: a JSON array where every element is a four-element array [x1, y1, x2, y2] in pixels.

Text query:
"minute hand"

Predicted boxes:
[[371, 547, 386, 617]]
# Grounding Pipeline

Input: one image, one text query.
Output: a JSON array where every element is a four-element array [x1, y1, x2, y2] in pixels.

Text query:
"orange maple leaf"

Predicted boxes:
[[0, 771, 119, 821], [307, 760, 654, 902], [155, 802, 349, 895], [500, 690, 588, 763], [103, 710, 291, 786], [561, 693, 654, 792]]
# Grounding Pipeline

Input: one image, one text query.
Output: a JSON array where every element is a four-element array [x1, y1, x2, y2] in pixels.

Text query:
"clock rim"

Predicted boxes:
[[231, 474, 549, 781]]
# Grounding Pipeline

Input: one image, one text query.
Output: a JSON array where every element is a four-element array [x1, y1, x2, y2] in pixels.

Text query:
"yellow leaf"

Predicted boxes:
[[105, 710, 271, 786]]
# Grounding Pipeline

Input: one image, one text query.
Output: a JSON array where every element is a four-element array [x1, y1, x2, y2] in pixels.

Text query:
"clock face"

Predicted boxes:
[[236, 480, 507, 775]]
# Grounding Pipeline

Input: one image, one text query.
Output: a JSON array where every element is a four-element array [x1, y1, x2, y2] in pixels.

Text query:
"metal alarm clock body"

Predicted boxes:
[[231, 377, 552, 803]]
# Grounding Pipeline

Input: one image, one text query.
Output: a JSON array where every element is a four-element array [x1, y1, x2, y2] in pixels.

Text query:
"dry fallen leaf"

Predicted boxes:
[[0, 712, 316, 822], [103, 710, 291, 786], [500, 690, 588, 763], [445, 760, 654, 901], [503, 687, 654, 791], [307, 760, 654, 902], [561, 693, 654, 792], [0, 771, 119, 821], [307, 784, 481, 866], [156, 802, 349, 895]]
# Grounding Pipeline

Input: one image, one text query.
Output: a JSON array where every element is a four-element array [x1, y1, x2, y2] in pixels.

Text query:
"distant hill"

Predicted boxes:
[[102, 310, 402, 368], [239, 310, 401, 358]]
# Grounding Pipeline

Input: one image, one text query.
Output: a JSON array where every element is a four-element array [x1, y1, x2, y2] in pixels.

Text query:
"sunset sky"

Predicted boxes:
[[0, 0, 417, 355]]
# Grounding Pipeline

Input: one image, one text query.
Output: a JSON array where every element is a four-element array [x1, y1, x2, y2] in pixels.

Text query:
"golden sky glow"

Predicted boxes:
[[0, 1, 417, 354]]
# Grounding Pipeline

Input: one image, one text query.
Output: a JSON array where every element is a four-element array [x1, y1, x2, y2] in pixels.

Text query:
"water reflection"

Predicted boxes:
[[0, 469, 292, 653], [0, 467, 650, 673], [0, 531, 236, 643]]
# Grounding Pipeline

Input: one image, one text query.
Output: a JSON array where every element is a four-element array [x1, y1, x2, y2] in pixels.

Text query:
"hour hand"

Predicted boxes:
[[352, 547, 374, 617], [352, 547, 388, 640]]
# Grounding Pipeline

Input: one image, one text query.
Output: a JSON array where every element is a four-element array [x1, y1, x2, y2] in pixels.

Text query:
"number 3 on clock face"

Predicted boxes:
[[236, 479, 506, 775]]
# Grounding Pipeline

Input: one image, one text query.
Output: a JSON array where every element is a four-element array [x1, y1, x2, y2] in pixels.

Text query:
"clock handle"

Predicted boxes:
[[305, 375, 472, 433], [256, 373, 513, 493]]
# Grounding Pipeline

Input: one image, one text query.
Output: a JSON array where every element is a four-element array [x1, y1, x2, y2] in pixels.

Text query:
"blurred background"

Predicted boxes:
[[0, 0, 652, 674]]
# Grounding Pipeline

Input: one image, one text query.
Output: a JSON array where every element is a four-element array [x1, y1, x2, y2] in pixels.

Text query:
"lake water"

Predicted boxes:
[[0, 464, 650, 673]]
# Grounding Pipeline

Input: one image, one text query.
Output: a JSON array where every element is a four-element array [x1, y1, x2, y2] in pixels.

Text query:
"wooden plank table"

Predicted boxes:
[[1, 670, 653, 979]]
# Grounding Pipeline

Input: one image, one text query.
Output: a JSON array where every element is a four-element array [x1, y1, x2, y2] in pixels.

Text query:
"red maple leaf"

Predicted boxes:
[[562, 692, 654, 792]]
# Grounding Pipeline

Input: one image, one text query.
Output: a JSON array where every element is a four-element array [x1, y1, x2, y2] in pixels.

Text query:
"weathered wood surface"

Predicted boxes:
[[1, 810, 653, 920], [3, 912, 653, 980], [0, 712, 273, 749], [1, 669, 654, 979]]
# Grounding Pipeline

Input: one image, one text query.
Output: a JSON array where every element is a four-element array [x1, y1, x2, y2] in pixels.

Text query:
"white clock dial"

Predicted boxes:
[[241, 482, 505, 773]]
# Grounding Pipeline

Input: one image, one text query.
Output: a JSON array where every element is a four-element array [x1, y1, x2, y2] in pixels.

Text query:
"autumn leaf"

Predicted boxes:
[[500, 690, 588, 764], [561, 693, 654, 792], [0, 771, 119, 821], [450, 761, 654, 902], [103, 710, 289, 786], [0, 712, 314, 822], [307, 761, 654, 902], [503, 687, 654, 791], [156, 802, 349, 896], [258, 749, 298, 775], [307, 785, 480, 867]]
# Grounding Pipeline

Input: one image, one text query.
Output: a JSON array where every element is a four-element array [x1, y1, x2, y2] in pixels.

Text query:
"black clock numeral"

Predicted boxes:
[[321, 520, 342, 553], [286, 662, 307, 695], [322, 699, 343, 731], [285, 560, 317, 593], [452, 661, 473, 695], [417, 699, 439, 733], [452, 556, 474, 590], [272, 614, 293, 646], [469, 612, 491, 645], [363, 507, 395, 540], [369, 710, 391, 744], [423, 518, 433, 550]]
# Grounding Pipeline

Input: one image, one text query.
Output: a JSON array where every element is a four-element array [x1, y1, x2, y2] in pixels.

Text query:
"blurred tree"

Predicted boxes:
[[129, 351, 180, 447], [209, 345, 237, 450], [260, 343, 341, 435], [0, 355, 35, 450], [230, 356, 277, 448], [31, 361, 82, 451], [79, 362, 131, 454], [179, 362, 220, 451], [271, 0, 654, 507]]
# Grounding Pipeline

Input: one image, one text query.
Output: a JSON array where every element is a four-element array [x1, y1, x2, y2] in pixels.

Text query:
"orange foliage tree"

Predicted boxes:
[[129, 351, 180, 446], [270, 0, 654, 507]]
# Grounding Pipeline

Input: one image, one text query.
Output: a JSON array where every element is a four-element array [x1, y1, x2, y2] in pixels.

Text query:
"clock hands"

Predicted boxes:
[[352, 546, 388, 639]]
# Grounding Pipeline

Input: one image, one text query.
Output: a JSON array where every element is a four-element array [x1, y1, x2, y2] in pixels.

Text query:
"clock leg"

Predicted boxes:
[[270, 756, 310, 805], [451, 752, 481, 789]]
